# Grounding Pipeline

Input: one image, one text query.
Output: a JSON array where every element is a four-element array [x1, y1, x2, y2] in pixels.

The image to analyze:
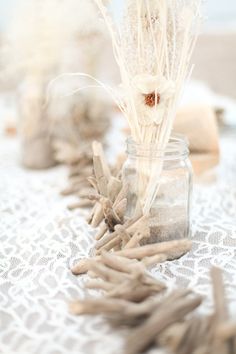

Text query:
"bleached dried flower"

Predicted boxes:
[[131, 74, 175, 125]]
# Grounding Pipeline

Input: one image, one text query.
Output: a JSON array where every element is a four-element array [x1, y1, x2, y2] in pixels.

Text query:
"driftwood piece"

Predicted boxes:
[[95, 222, 108, 241], [106, 277, 166, 303], [87, 259, 131, 284], [71, 258, 99, 275], [115, 225, 131, 247], [71, 245, 235, 354], [90, 203, 104, 228], [211, 266, 228, 322], [211, 267, 236, 354], [86, 279, 113, 292], [72, 239, 191, 275], [124, 221, 150, 249], [125, 291, 202, 354], [102, 198, 122, 231], [100, 252, 142, 274], [92, 141, 110, 196], [95, 214, 144, 251], [142, 254, 168, 267], [81, 142, 128, 235], [70, 297, 159, 318], [108, 177, 123, 202], [72, 251, 166, 304], [114, 239, 192, 260]]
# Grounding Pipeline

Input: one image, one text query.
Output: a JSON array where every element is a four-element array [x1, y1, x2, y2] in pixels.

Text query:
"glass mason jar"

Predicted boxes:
[[122, 134, 193, 244]]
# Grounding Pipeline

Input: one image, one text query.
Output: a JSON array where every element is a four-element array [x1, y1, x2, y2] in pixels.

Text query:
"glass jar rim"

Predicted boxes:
[[126, 133, 189, 159]]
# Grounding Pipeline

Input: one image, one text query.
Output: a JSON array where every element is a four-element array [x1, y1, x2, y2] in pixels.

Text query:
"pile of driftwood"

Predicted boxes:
[[71, 252, 236, 354], [56, 140, 94, 204], [59, 140, 123, 211], [70, 141, 192, 273]]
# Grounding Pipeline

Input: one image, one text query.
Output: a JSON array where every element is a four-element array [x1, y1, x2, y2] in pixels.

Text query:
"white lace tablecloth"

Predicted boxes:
[[0, 129, 236, 354]]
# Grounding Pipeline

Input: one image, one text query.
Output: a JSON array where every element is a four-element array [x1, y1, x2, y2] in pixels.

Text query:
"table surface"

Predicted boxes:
[[0, 129, 236, 354]]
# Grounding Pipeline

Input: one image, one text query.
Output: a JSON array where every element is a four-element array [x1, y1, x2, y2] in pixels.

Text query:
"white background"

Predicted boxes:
[[0, 0, 236, 30]]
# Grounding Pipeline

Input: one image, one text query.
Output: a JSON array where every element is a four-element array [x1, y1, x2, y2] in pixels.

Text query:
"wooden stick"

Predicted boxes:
[[107, 283, 164, 303], [125, 293, 202, 354], [95, 223, 108, 241], [73, 239, 191, 275], [113, 198, 127, 220], [87, 176, 98, 192], [175, 316, 203, 354], [113, 183, 129, 207], [95, 215, 142, 250], [90, 203, 104, 227], [92, 141, 110, 197], [88, 260, 131, 283], [70, 296, 161, 318], [211, 267, 228, 322], [124, 222, 150, 249], [211, 267, 236, 354], [126, 215, 149, 235], [93, 156, 108, 196], [92, 141, 111, 180], [158, 322, 188, 352], [96, 235, 122, 254], [71, 258, 99, 275], [107, 177, 122, 202], [216, 322, 236, 342], [102, 198, 122, 230], [100, 252, 143, 274], [86, 279, 113, 292], [115, 225, 131, 247], [142, 254, 168, 267], [70, 298, 138, 316], [114, 239, 192, 260]]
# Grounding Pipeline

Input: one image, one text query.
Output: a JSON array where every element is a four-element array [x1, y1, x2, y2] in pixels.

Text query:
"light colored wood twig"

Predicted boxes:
[[114, 239, 192, 260]]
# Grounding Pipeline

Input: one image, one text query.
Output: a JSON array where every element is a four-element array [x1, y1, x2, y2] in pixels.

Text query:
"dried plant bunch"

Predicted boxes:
[[71, 264, 236, 354], [93, 0, 202, 213]]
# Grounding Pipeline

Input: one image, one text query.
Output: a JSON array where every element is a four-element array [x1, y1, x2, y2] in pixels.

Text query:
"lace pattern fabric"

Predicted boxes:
[[0, 130, 236, 354]]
